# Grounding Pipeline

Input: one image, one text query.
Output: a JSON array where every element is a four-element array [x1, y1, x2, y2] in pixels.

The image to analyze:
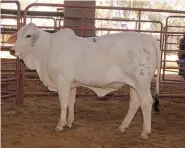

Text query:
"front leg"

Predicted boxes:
[[56, 77, 71, 132], [66, 88, 76, 128]]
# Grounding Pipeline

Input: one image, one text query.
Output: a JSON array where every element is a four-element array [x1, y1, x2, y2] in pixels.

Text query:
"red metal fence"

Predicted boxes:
[[162, 15, 185, 81], [1, 0, 21, 104], [1, 1, 185, 104]]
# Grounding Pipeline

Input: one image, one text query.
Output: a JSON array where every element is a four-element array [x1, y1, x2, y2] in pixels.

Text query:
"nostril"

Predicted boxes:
[[9, 50, 15, 56]]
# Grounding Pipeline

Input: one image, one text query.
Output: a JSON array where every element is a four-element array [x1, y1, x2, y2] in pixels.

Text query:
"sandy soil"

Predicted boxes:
[[2, 81, 185, 148]]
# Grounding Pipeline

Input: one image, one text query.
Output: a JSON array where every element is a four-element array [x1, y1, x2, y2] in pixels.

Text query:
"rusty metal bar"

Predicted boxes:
[[2, 90, 16, 93], [20, 60, 25, 104], [160, 94, 185, 98], [23, 92, 185, 98], [1, 61, 17, 64], [160, 81, 185, 84], [1, 0, 21, 104], [163, 67, 185, 70], [25, 78, 41, 81], [1, 93, 16, 99], [81, 8, 86, 37], [6, 24, 185, 34], [167, 25, 185, 28], [1, 8, 64, 17], [1, 15, 18, 19], [59, 16, 163, 25], [23, 3, 185, 27], [163, 78, 185, 83], [162, 15, 185, 83], [138, 11, 141, 31], [24, 3, 185, 14], [163, 27, 168, 81], [24, 91, 57, 96], [161, 49, 185, 53], [15, 57, 20, 104], [1, 77, 16, 82]]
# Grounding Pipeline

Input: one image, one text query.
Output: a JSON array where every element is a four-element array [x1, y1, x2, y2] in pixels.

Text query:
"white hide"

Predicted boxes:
[[9, 23, 161, 139], [12, 23, 160, 96]]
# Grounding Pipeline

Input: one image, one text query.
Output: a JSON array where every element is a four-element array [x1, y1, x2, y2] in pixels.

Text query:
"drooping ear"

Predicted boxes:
[[7, 33, 17, 44]]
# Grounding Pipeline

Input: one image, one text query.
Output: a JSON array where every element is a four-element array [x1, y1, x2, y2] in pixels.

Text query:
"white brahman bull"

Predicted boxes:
[[7, 22, 161, 139]]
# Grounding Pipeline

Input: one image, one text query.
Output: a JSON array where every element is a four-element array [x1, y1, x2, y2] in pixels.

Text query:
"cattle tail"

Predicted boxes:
[[153, 40, 161, 112]]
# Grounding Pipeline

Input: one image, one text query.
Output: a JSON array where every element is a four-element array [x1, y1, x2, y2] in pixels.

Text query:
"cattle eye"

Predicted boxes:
[[26, 35, 31, 38]]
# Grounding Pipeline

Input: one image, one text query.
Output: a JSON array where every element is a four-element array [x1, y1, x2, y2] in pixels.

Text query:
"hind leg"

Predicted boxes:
[[119, 87, 140, 132], [137, 89, 153, 139], [66, 88, 76, 128]]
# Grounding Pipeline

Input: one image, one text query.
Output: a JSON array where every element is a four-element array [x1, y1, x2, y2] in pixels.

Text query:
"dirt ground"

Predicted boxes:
[[2, 79, 185, 148]]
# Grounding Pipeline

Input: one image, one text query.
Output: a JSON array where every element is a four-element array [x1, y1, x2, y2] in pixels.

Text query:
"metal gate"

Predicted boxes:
[[1, 1, 185, 104], [1, 0, 21, 104]]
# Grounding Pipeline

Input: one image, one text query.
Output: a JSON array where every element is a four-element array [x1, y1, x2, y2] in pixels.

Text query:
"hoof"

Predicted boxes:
[[140, 132, 149, 139], [66, 122, 73, 128], [55, 125, 64, 132], [153, 105, 160, 112], [119, 126, 128, 133]]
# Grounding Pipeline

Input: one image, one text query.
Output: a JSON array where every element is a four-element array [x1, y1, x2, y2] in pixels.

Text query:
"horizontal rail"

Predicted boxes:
[[1, 8, 64, 17], [1, 93, 16, 99], [1, 70, 16, 73], [1, 88, 16, 92], [24, 91, 185, 98], [1, 61, 16, 64], [167, 25, 185, 28], [162, 78, 185, 83], [1, 90, 15, 94], [1, 15, 18, 19], [160, 49, 185, 52], [1, 58, 16, 61], [160, 94, 185, 97], [1, 77, 16, 82], [62, 16, 163, 24], [25, 3, 185, 14], [1, 23, 183, 36], [1, 46, 13, 51], [163, 66, 185, 69], [24, 91, 57, 96], [2, 26, 182, 35]]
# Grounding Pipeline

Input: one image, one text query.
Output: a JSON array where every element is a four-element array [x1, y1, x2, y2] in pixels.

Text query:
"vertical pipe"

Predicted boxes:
[[15, 58, 20, 104], [159, 24, 163, 84], [138, 11, 141, 32], [20, 60, 25, 104], [54, 18, 57, 29], [16, 1, 21, 104], [81, 8, 86, 37], [20, 6, 29, 104], [161, 27, 166, 81], [163, 25, 168, 81]]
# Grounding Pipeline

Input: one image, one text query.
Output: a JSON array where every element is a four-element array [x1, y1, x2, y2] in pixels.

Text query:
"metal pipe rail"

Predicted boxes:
[[162, 15, 185, 82], [2, 2, 185, 105], [1, 9, 64, 17], [1, 0, 21, 104], [16, 3, 185, 103], [17, 3, 185, 104]]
